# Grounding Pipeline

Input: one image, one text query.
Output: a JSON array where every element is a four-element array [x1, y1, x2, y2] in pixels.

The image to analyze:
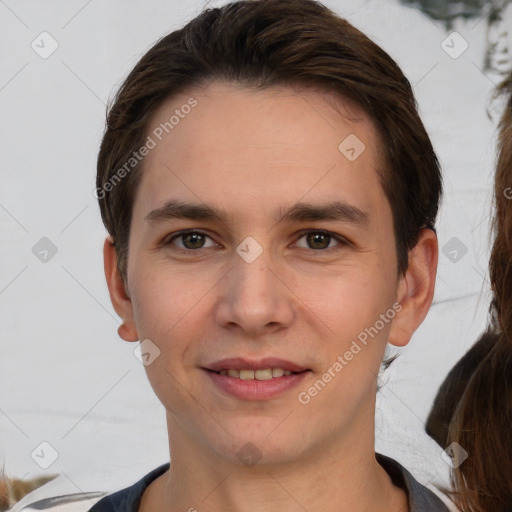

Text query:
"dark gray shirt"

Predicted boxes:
[[88, 453, 450, 511]]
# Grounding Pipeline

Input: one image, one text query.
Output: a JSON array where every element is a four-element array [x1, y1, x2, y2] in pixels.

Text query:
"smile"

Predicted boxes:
[[204, 368, 310, 400], [216, 368, 294, 379]]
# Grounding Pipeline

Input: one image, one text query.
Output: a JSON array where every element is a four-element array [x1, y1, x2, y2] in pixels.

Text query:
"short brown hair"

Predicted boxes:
[[96, 0, 442, 279]]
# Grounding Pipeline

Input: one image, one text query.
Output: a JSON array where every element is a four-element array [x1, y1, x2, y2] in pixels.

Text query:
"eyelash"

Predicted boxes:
[[164, 229, 349, 253]]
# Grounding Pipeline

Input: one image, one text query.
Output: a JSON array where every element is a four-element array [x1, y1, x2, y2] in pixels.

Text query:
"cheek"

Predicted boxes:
[[129, 259, 210, 335], [300, 266, 396, 337], [129, 267, 211, 409], [303, 274, 397, 401], [128, 259, 221, 363], [304, 270, 398, 391]]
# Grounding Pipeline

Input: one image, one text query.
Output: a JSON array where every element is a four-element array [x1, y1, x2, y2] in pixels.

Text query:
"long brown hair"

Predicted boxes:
[[447, 73, 512, 512]]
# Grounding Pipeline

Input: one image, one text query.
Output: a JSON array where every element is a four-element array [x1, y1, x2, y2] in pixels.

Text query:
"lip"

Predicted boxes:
[[204, 368, 311, 401], [204, 357, 309, 373]]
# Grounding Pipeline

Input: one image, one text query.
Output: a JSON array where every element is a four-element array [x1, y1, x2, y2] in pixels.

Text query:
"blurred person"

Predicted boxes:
[[426, 72, 512, 512]]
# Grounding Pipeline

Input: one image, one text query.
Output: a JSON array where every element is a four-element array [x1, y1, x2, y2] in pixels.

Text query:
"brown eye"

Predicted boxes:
[[167, 231, 216, 250], [294, 230, 346, 251], [306, 232, 331, 249], [181, 232, 206, 249]]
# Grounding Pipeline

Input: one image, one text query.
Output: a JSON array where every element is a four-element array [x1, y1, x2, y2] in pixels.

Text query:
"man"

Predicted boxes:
[[91, 0, 447, 510]]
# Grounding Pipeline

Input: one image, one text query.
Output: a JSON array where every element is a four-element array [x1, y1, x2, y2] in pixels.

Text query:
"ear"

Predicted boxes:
[[103, 237, 139, 342], [388, 228, 438, 347]]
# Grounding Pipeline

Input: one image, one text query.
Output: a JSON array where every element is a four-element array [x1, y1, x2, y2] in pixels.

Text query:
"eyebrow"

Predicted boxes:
[[146, 199, 370, 227], [276, 201, 370, 226]]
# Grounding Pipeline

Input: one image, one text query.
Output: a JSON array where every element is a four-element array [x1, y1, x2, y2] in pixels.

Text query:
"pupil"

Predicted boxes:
[[308, 232, 330, 249], [183, 233, 204, 249]]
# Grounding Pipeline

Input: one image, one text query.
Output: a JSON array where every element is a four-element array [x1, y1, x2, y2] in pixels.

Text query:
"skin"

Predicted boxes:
[[104, 81, 438, 512]]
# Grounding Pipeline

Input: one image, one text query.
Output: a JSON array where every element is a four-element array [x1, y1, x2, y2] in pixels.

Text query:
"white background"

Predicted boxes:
[[0, 0, 507, 505]]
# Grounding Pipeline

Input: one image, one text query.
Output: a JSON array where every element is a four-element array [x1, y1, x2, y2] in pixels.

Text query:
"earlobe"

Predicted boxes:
[[117, 322, 138, 342], [103, 237, 139, 342], [388, 229, 438, 348]]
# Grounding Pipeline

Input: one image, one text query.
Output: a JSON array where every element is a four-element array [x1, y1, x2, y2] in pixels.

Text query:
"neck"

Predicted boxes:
[[140, 411, 408, 512]]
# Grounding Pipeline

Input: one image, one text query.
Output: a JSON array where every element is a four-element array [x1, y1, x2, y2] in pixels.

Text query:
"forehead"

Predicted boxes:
[[134, 81, 389, 225]]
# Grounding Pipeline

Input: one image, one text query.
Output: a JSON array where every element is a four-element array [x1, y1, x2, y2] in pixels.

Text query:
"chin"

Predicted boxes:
[[206, 426, 304, 467]]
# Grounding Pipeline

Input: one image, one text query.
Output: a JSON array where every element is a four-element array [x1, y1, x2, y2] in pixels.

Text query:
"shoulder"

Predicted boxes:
[[376, 453, 451, 512], [86, 464, 170, 512]]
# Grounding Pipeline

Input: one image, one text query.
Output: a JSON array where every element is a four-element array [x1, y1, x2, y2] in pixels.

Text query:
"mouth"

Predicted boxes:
[[202, 357, 311, 400], [204, 368, 309, 380], [204, 367, 308, 380], [203, 357, 310, 378]]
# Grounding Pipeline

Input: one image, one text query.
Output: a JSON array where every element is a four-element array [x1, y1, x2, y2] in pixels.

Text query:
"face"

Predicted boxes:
[[106, 81, 434, 468], [487, 4, 512, 74]]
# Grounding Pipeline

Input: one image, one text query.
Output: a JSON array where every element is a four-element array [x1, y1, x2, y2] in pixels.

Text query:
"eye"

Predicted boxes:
[[295, 230, 345, 250], [166, 230, 217, 250]]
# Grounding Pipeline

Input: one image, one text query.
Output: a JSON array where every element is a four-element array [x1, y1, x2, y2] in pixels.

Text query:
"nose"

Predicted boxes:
[[214, 248, 295, 336]]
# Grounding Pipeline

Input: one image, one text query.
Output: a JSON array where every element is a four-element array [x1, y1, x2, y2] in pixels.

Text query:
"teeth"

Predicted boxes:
[[218, 368, 296, 380], [255, 369, 273, 380], [239, 369, 254, 380]]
